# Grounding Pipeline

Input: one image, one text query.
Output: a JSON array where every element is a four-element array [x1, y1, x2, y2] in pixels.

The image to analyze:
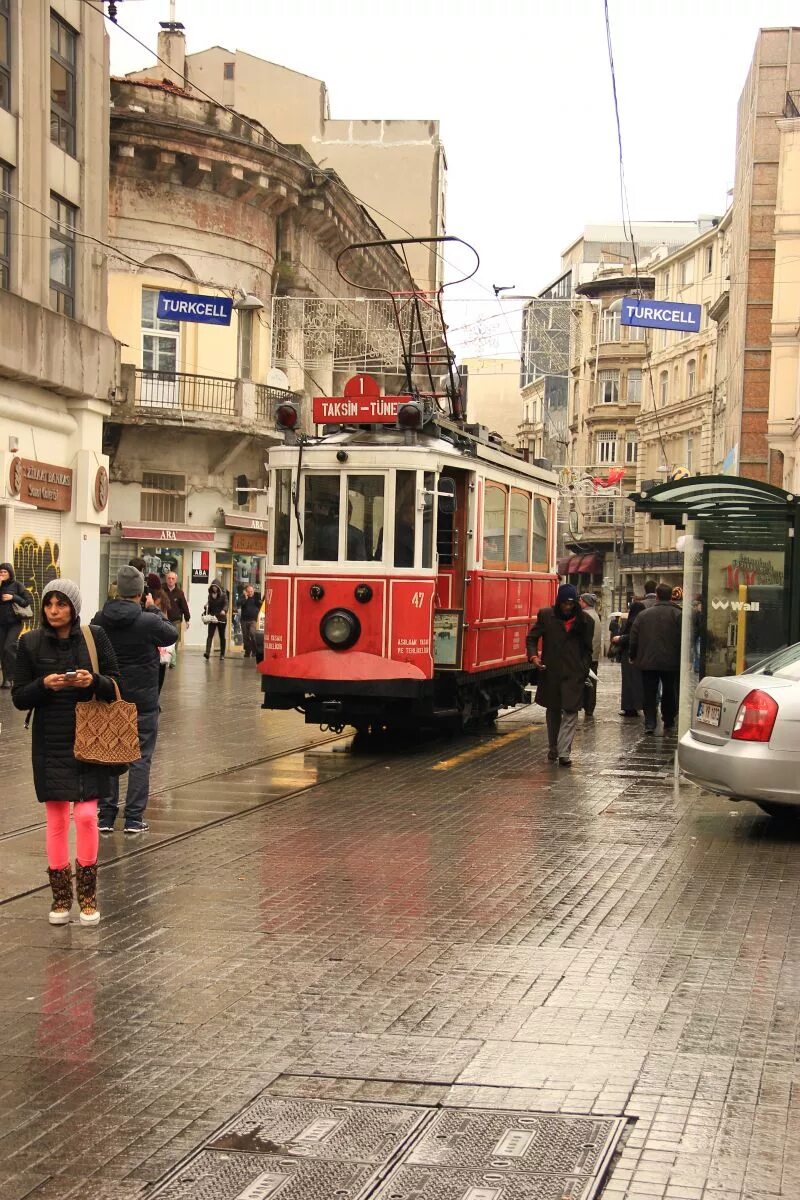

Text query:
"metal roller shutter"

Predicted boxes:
[[12, 508, 63, 613]]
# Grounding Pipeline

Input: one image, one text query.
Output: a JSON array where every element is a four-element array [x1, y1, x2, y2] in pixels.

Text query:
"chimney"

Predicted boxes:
[[157, 21, 186, 90]]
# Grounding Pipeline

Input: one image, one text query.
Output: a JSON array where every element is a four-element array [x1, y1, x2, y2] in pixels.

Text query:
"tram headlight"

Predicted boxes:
[[320, 607, 361, 650], [397, 400, 424, 430]]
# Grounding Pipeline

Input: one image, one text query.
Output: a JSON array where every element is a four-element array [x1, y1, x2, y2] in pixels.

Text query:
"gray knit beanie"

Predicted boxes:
[[41, 578, 82, 618], [117, 564, 145, 598]]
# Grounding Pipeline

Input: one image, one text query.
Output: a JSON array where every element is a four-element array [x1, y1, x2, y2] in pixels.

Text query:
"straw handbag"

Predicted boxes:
[[73, 626, 141, 765]]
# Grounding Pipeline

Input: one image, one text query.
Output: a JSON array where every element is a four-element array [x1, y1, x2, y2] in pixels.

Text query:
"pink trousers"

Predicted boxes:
[[45, 801, 99, 870]]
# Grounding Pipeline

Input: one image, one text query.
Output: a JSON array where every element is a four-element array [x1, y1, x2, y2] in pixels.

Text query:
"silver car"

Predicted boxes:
[[678, 642, 800, 817]]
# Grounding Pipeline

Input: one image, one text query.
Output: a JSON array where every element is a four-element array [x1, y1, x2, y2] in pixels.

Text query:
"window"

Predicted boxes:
[[597, 369, 619, 405], [482, 484, 506, 565], [422, 471, 434, 568], [140, 472, 186, 524], [238, 309, 253, 379], [395, 469, 416, 568], [680, 257, 694, 287], [600, 309, 620, 342], [0, 161, 9, 289], [686, 358, 697, 395], [596, 431, 617, 464], [141, 288, 179, 402], [531, 497, 549, 568], [625, 429, 638, 464], [273, 469, 292, 565], [346, 475, 384, 562], [659, 370, 668, 407], [223, 61, 235, 80], [686, 437, 694, 474], [701, 353, 708, 385], [509, 490, 530, 567], [594, 498, 615, 524], [704, 245, 713, 275], [0, 0, 9, 111], [49, 194, 76, 316], [627, 323, 645, 342], [661, 270, 670, 298], [304, 474, 340, 561], [626, 368, 642, 404], [50, 13, 77, 156]]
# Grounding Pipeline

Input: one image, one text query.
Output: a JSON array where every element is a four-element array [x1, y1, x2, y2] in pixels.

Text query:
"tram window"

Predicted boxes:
[[273, 469, 292, 565], [483, 484, 507, 566], [347, 475, 384, 561], [394, 469, 416, 567], [304, 475, 340, 560], [509, 490, 531, 568], [422, 471, 435, 568], [532, 497, 550, 568]]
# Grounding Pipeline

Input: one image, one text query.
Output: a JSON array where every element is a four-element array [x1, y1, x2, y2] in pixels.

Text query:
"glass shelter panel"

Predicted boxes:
[[704, 548, 786, 676]]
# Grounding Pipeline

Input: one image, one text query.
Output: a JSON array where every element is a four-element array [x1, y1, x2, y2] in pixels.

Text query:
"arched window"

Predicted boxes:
[[686, 359, 697, 395], [659, 371, 668, 407]]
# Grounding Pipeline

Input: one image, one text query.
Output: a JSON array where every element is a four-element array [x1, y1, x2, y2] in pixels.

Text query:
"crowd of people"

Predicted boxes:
[[9, 562, 261, 927]]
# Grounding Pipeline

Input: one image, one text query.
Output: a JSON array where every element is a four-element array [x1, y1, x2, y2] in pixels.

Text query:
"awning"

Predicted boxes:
[[576, 553, 603, 574], [120, 524, 216, 543], [557, 555, 572, 574], [223, 512, 268, 531]]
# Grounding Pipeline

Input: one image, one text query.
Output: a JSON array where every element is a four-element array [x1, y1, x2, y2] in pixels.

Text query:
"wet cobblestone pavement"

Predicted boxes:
[[2, 659, 800, 1198]]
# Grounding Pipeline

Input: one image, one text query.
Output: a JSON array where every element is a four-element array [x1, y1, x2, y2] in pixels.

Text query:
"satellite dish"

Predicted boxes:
[[267, 367, 290, 390]]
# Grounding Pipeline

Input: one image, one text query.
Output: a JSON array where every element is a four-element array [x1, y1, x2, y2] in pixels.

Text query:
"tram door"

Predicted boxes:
[[436, 468, 470, 609]]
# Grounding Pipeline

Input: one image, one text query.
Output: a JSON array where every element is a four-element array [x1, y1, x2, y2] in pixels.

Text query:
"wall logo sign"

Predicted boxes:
[[711, 598, 761, 612], [93, 466, 109, 512], [156, 290, 233, 326], [620, 297, 701, 333], [9, 457, 73, 512], [191, 550, 210, 585]]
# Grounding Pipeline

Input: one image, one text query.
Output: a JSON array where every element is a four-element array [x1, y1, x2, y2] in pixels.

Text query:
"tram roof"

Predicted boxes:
[[631, 474, 800, 545]]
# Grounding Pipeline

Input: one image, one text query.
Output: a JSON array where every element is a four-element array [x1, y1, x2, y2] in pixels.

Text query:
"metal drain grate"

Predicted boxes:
[[370, 1166, 599, 1199], [153, 1151, 377, 1200]]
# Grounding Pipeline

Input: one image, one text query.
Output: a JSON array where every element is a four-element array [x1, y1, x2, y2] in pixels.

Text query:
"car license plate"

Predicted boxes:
[[696, 700, 721, 727]]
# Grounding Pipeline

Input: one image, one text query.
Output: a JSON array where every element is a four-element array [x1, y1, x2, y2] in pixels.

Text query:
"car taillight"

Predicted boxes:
[[731, 689, 779, 742]]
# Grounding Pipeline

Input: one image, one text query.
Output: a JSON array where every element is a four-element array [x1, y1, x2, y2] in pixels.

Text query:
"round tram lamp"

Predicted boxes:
[[354, 584, 373, 604], [320, 608, 361, 650], [275, 401, 300, 430], [309, 584, 325, 601], [397, 401, 424, 430]]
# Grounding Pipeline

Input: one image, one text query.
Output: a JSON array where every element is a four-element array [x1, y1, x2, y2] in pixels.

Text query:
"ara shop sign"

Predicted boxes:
[[157, 290, 233, 326], [191, 550, 210, 584], [620, 297, 701, 333]]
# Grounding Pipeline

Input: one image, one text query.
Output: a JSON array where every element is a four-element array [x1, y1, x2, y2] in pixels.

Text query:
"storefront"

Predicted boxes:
[[223, 514, 267, 654], [116, 523, 216, 649]]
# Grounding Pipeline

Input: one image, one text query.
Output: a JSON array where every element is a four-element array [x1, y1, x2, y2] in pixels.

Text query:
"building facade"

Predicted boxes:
[[767, 112, 800, 490], [461, 357, 520, 445], [107, 27, 421, 652], [129, 42, 446, 292], [0, 0, 117, 613]]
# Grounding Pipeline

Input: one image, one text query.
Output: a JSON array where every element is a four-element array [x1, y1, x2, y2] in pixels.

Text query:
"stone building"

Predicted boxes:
[[0, 0, 117, 613], [106, 25, 422, 652], [628, 218, 727, 593], [767, 99, 800, 490], [460, 357, 520, 445]]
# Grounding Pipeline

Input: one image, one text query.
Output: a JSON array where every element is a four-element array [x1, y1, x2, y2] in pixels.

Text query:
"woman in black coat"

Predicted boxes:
[[203, 578, 228, 659], [0, 562, 33, 688], [12, 579, 120, 927]]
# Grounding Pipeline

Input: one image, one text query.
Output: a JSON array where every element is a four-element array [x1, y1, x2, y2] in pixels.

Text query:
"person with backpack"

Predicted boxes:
[[12, 579, 120, 925]]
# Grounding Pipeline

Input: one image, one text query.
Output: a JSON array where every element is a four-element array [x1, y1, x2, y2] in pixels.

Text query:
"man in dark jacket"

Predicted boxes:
[[93, 565, 177, 833], [628, 582, 682, 734], [526, 583, 594, 766], [239, 585, 262, 658], [163, 570, 190, 666], [0, 562, 33, 687]]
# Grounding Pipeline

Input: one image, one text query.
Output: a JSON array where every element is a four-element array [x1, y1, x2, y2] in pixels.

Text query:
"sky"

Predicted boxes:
[[104, 0, 800, 357]]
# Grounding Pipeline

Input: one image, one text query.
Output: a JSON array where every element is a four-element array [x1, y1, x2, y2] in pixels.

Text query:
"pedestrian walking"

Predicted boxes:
[[0, 562, 33, 688], [203, 579, 228, 659], [526, 583, 594, 766], [92, 566, 177, 833], [146, 573, 172, 692], [163, 570, 190, 665], [628, 582, 682, 734], [579, 593, 601, 718], [612, 579, 657, 717], [239, 584, 261, 658], [11, 579, 120, 925]]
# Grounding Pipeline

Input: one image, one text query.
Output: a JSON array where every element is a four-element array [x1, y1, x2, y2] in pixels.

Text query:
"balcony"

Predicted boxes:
[[114, 365, 292, 436]]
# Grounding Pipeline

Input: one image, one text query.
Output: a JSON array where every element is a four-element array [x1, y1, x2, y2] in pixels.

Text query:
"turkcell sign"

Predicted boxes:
[[620, 297, 701, 333], [156, 290, 233, 326]]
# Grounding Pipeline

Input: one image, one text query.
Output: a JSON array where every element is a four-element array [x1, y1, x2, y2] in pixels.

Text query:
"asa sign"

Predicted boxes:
[[621, 297, 701, 333], [157, 290, 233, 326]]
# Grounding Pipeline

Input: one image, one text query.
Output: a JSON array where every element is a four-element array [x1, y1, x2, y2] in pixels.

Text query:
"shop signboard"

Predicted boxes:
[[121, 525, 215, 542], [223, 512, 268, 532], [9, 457, 73, 512], [191, 550, 210, 584], [232, 531, 268, 554], [156, 290, 233, 326], [620, 297, 701, 333]]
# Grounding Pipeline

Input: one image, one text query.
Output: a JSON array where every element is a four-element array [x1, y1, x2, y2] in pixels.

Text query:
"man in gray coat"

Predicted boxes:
[[526, 583, 594, 766], [628, 582, 682, 734]]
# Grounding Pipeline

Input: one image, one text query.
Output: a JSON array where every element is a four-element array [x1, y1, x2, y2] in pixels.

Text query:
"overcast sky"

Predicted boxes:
[[105, 0, 800, 357]]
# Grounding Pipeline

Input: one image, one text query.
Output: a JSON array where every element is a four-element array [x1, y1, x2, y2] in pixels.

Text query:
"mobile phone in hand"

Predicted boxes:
[[64, 670, 77, 680]]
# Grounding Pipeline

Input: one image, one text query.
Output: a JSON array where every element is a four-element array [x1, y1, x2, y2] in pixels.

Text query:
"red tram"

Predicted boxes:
[[258, 239, 559, 732]]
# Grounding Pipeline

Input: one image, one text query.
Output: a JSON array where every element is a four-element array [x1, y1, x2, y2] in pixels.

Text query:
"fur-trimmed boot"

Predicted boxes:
[[47, 866, 73, 925], [74, 861, 100, 927]]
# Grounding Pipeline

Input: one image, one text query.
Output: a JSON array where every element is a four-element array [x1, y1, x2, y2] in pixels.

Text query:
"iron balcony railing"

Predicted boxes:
[[255, 383, 295, 422], [133, 369, 236, 416]]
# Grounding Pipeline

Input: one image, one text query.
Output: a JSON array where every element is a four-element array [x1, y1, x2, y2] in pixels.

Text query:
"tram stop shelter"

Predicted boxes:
[[632, 475, 800, 735]]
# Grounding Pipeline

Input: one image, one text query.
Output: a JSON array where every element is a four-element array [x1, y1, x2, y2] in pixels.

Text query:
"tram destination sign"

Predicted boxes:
[[313, 395, 404, 424], [156, 290, 233, 326], [621, 297, 701, 333]]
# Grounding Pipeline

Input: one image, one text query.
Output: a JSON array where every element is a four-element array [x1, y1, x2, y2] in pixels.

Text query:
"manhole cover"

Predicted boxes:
[[371, 1167, 597, 1199], [406, 1110, 620, 1177], [153, 1151, 376, 1200], [209, 1096, 427, 1163]]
